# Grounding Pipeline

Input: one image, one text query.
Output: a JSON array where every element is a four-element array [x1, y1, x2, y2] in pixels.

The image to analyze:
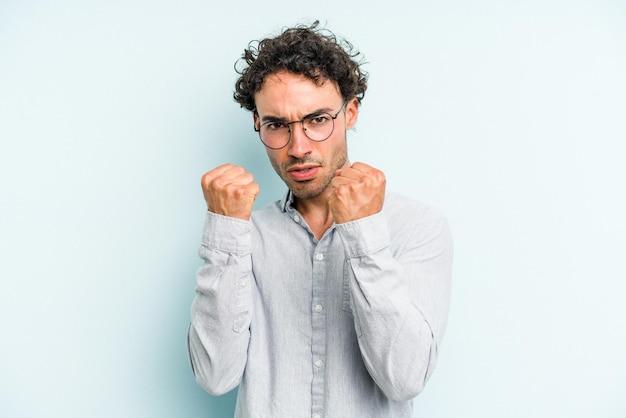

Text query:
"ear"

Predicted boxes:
[[345, 98, 359, 129], [253, 112, 260, 131]]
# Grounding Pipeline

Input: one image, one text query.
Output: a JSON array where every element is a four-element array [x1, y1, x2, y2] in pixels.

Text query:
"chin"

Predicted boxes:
[[289, 181, 326, 200]]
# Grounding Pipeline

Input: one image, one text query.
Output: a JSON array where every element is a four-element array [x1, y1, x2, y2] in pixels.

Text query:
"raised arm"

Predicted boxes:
[[187, 164, 259, 395], [330, 162, 452, 401]]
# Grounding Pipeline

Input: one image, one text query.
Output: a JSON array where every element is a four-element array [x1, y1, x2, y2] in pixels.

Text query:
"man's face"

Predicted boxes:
[[253, 71, 358, 202]]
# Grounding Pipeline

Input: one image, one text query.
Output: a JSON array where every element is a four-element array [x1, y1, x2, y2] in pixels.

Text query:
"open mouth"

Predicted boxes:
[[288, 166, 319, 181]]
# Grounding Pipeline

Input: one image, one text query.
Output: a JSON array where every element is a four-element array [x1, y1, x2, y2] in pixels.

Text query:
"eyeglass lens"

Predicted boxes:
[[259, 114, 335, 149]]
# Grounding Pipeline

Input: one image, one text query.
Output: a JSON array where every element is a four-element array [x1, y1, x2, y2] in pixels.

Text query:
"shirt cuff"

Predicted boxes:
[[336, 212, 390, 258], [201, 211, 252, 254]]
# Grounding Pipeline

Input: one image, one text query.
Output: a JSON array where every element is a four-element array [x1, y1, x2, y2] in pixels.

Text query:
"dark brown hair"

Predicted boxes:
[[233, 21, 368, 111]]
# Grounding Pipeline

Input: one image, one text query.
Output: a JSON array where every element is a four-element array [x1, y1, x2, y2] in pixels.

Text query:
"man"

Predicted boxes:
[[188, 22, 453, 418]]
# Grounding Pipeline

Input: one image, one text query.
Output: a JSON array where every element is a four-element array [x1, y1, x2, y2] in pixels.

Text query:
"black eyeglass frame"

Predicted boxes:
[[254, 100, 348, 150]]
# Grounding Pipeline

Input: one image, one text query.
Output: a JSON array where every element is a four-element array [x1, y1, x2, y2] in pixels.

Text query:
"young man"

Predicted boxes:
[[188, 22, 453, 418]]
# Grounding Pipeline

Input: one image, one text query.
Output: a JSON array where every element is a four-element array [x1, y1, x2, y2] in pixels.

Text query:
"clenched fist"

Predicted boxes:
[[201, 163, 260, 220], [328, 162, 386, 224]]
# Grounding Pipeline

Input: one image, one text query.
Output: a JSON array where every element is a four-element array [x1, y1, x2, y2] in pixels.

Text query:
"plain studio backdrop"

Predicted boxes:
[[1, 0, 625, 417]]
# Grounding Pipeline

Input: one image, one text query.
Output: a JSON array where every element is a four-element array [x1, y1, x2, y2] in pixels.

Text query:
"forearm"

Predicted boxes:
[[338, 212, 453, 401], [188, 212, 253, 395], [346, 251, 442, 401]]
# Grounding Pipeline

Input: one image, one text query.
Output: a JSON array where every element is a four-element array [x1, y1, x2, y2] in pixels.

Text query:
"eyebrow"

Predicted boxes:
[[259, 106, 335, 124]]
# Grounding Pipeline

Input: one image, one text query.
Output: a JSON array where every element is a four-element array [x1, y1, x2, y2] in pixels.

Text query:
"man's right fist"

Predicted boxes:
[[201, 163, 260, 220]]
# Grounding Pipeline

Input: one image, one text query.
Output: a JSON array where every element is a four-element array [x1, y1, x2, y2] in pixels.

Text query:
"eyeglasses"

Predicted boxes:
[[254, 101, 347, 150]]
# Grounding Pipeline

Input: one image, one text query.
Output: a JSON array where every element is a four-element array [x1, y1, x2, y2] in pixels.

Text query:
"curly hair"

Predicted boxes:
[[233, 21, 368, 111]]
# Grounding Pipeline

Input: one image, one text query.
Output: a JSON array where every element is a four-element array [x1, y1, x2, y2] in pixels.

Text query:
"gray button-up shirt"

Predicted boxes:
[[188, 191, 453, 418]]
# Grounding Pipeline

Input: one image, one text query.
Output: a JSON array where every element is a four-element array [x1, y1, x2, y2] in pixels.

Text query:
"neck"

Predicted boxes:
[[294, 191, 334, 240]]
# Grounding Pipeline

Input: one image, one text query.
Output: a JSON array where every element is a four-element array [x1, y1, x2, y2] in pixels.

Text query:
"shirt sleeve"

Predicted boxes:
[[187, 211, 253, 396], [336, 206, 453, 402]]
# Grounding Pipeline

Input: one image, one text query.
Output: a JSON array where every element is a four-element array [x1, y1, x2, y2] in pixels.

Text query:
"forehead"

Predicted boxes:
[[254, 71, 342, 115]]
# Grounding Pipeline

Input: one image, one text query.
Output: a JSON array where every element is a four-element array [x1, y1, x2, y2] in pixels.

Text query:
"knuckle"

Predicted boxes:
[[211, 176, 225, 188], [232, 165, 248, 177], [201, 171, 213, 183], [201, 175, 214, 191], [223, 182, 239, 195]]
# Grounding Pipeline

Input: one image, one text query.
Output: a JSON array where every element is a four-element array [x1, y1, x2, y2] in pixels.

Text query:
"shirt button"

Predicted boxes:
[[313, 414, 322, 418], [293, 214, 300, 222], [314, 359, 324, 368], [239, 280, 246, 287], [315, 253, 324, 261], [314, 304, 323, 313]]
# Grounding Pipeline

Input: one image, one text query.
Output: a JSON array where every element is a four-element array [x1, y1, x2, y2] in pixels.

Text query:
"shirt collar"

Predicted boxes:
[[280, 189, 295, 212]]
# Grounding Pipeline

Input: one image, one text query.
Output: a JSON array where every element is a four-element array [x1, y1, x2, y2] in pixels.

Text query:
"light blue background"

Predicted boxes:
[[1, 0, 625, 417]]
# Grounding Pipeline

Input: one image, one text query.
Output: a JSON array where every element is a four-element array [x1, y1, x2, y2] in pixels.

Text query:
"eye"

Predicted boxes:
[[264, 122, 288, 131], [307, 114, 332, 125]]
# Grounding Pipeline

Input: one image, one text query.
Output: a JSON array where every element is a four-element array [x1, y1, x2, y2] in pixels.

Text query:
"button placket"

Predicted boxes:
[[310, 240, 328, 418]]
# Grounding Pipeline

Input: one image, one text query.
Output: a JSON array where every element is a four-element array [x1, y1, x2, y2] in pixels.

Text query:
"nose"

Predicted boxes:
[[287, 121, 313, 158]]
